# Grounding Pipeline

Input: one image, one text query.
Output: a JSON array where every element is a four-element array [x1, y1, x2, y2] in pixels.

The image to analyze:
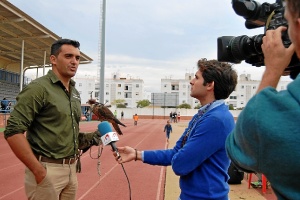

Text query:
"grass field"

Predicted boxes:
[[0, 127, 5, 133]]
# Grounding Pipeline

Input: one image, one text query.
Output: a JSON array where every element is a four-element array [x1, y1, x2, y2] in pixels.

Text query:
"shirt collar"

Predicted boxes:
[[198, 99, 224, 115], [47, 70, 76, 87]]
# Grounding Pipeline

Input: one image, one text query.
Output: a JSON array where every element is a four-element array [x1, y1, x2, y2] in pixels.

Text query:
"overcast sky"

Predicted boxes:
[[9, 0, 291, 92]]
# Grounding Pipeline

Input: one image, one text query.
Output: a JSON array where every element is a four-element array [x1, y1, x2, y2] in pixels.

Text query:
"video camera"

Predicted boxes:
[[217, 0, 300, 79]]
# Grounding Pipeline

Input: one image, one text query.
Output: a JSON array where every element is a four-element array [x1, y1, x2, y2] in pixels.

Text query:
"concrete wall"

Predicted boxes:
[[0, 113, 9, 128], [1, 108, 242, 128], [106, 107, 241, 120]]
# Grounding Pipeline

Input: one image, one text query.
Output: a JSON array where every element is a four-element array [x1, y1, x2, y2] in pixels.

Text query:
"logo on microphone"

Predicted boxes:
[[105, 134, 110, 140], [101, 132, 119, 146]]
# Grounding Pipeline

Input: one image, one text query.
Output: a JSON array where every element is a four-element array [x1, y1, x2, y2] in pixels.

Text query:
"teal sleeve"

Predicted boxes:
[[226, 91, 265, 172], [226, 86, 298, 173]]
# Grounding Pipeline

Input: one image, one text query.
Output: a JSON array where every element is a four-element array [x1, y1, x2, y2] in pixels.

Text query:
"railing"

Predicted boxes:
[[0, 111, 10, 128]]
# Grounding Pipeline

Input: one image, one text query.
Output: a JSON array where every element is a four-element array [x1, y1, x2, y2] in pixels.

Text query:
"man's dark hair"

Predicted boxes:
[[286, 0, 300, 18], [197, 58, 237, 100], [50, 39, 80, 56]]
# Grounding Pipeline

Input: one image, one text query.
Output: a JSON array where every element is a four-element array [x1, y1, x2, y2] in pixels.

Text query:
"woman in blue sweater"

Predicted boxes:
[[114, 59, 237, 200]]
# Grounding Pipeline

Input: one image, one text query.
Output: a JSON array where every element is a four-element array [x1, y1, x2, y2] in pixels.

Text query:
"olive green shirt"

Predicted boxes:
[[4, 70, 81, 159]]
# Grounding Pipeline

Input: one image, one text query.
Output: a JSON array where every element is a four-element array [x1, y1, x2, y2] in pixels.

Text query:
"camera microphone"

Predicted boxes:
[[98, 121, 121, 159]]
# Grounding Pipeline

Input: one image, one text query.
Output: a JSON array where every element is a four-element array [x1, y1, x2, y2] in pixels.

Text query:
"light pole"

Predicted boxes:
[[152, 93, 154, 119], [98, 0, 106, 104], [164, 92, 166, 119]]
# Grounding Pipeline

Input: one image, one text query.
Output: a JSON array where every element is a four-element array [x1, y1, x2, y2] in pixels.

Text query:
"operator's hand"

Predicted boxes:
[[257, 26, 295, 93], [114, 146, 137, 163], [262, 26, 295, 76]]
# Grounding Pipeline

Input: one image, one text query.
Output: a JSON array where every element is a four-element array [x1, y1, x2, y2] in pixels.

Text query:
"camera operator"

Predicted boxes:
[[226, 0, 300, 199]]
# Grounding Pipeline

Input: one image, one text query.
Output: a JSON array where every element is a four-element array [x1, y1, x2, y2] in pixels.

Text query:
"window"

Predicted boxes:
[[241, 85, 244, 89], [79, 83, 82, 87], [171, 85, 179, 90], [117, 92, 121, 95], [136, 84, 139, 88], [118, 84, 121, 87], [106, 92, 109, 95], [125, 93, 132, 98], [136, 92, 139, 96]]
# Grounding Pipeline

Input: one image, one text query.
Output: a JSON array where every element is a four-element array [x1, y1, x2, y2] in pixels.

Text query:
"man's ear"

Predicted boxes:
[[50, 55, 56, 65], [296, 17, 300, 30], [207, 81, 214, 91], [297, 18, 300, 28]]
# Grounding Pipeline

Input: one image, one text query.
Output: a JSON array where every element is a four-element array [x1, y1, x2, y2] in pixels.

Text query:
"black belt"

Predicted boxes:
[[34, 154, 76, 164]]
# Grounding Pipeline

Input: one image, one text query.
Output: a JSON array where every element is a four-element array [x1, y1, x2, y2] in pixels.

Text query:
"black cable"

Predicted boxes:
[[89, 145, 103, 159], [120, 163, 132, 200], [89, 146, 131, 199]]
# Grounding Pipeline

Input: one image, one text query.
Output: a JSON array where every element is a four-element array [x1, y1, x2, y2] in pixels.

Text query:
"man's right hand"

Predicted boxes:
[[34, 165, 47, 184], [6, 134, 48, 184], [258, 26, 295, 93], [262, 26, 295, 76]]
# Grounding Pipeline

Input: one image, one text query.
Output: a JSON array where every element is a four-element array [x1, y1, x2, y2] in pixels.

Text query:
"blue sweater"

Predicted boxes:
[[144, 101, 235, 200], [226, 75, 300, 200]]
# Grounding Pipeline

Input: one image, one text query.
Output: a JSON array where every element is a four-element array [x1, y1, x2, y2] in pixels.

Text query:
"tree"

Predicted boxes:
[[111, 99, 126, 108], [136, 99, 151, 108], [228, 104, 234, 110], [194, 104, 201, 109], [177, 103, 191, 109], [117, 104, 126, 108]]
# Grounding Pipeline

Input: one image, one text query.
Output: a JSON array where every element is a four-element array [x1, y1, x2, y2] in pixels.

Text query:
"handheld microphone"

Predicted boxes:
[[98, 121, 120, 158]]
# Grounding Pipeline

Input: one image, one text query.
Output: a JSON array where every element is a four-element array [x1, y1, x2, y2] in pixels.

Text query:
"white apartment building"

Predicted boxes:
[[74, 72, 291, 109], [98, 73, 145, 108], [160, 73, 292, 109], [226, 74, 291, 109], [160, 73, 200, 108], [74, 73, 144, 108], [73, 76, 97, 104]]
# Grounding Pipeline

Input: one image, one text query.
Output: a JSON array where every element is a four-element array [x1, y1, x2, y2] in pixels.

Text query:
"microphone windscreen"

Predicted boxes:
[[98, 121, 113, 136]]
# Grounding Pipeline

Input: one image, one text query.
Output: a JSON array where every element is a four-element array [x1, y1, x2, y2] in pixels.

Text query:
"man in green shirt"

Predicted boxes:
[[4, 39, 98, 200]]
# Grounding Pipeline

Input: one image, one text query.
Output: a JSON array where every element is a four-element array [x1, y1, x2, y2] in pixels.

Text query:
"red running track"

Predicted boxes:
[[0, 119, 168, 200]]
